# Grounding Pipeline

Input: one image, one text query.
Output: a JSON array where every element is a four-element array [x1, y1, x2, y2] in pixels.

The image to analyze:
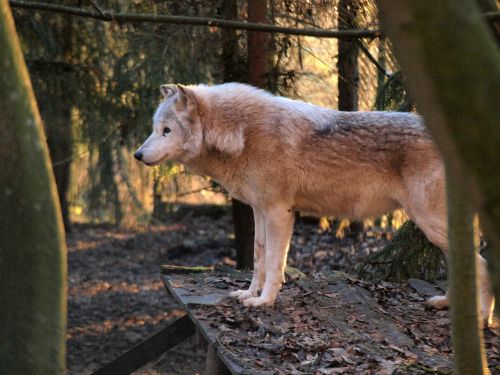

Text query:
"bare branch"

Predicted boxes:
[[9, 0, 382, 39]]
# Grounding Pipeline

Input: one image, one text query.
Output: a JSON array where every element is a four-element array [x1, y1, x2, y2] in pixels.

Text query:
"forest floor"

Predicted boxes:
[[66, 209, 499, 375]]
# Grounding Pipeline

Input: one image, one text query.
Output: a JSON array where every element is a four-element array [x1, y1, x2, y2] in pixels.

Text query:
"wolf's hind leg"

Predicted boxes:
[[414, 217, 451, 310], [476, 254, 494, 325], [230, 207, 266, 301], [404, 199, 450, 310], [411, 208, 494, 324], [428, 255, 494, 325]]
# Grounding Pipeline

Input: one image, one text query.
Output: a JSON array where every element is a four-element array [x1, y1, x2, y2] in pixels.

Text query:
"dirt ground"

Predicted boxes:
[[66, 211, 498, 374]]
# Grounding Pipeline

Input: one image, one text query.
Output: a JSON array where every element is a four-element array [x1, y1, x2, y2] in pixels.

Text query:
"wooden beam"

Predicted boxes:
[[92, 314, 195, 375]]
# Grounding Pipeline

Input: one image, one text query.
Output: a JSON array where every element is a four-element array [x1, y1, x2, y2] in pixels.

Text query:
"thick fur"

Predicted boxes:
[[135, 83, 494, 323]]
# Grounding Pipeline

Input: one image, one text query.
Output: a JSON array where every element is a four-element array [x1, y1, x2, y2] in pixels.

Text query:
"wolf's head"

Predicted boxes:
[[134, 84, 203, 166]]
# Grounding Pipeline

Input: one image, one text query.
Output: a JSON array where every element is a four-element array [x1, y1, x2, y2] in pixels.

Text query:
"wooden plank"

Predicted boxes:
[[161, 269, 248, 374], [91, 314, 195, 375], [160, 267, 466, 374]]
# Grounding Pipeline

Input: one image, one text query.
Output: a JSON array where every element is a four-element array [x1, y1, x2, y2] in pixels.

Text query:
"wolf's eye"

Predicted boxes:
[[163, 127, 171, 136]]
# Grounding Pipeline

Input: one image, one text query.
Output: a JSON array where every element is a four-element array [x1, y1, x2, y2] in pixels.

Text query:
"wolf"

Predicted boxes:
[[134, 83, 493, 323]]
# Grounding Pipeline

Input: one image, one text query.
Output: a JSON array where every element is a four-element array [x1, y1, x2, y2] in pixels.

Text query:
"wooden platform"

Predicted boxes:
[[160, 265, 500, 375]]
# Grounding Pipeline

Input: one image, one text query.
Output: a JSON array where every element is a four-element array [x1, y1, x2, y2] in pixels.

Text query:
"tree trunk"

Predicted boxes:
[[40, 71, 73, 232], [224, 0, 270, 270], [220, 0, 246, 83], [337, 0, 360, 112], [232, 200, 255, 269], [220, 0, 254, 269], [0, 1, 67, 373], [376, 0, 499, 372], [337, 0, 363, 235], [248, 0, 269, 89]]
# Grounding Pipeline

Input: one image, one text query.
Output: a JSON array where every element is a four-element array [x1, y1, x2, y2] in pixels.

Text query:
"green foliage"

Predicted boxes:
[[374, 70, 414, 112], [13, 0, 223, 223]]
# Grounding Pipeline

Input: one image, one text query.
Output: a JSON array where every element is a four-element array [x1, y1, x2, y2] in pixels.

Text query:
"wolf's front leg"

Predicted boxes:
[[230, 207, 266, 301], [243, 205, 294, 307]]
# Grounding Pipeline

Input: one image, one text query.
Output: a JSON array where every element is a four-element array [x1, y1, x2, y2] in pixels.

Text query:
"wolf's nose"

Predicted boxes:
[[134, 151, 143, 161]]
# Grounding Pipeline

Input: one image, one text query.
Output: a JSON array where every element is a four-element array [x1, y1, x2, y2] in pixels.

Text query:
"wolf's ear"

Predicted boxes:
[[204, 126, 245, 155], [160, 84, 177, 99], [176, 85, 198, 111]]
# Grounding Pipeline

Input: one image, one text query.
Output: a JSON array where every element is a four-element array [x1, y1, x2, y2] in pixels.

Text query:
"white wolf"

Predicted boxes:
[[134, 83, 493, 323]]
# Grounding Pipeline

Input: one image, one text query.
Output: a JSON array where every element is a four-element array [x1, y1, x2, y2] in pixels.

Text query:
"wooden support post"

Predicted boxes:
[[205, 343, 232, 375], [92, 314, 195, 375]]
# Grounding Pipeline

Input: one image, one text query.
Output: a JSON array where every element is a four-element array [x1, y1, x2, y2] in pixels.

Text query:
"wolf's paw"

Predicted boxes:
[[229, 289, 258, 301], [242, 296, 275, 307], [426, 295, 448, 310]]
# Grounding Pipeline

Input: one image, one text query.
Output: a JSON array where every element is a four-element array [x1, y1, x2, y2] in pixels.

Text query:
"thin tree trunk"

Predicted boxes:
[[41, 70, 73, 232], [0, 0, 66, 373], [337, 0, 363, 235], [220, 0, 246, 82], [26, 8, 74, 232], [248, 0, 269, 89], [221, 0, 256, 270], [376, 0, 499, 372], [337, 0, 360, 111]]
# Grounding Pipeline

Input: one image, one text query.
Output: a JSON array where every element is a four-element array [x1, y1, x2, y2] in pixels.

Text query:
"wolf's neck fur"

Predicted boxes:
[[184, 149, 244, 198]]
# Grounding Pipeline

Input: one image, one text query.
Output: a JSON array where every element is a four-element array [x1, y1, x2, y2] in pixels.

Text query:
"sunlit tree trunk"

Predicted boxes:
[[0, 1, 67, 373], [376, 0, 500, 373]]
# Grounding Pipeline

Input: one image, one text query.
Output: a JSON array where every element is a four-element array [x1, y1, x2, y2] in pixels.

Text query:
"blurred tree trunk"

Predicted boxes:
[[337, 0, 364, 236], [377, 0, 500, 372], [0, 1, 67, 373], [476, 0, 500, 44]]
